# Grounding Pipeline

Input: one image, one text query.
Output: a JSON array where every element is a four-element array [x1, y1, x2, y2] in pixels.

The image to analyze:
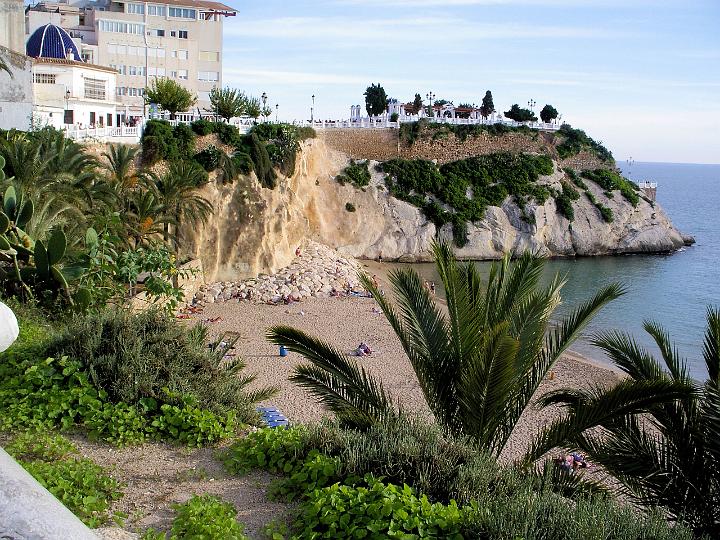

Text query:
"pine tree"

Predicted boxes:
[[480, 90, 495, 119]]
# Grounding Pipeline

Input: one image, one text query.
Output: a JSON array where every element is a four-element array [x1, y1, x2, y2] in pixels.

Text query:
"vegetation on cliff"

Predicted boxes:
[[555, 124, 613, 162], [380, 152, 553, 246], [399, 118, 538, 145]]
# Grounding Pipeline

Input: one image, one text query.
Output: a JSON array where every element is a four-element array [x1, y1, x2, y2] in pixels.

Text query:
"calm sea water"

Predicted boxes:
[[394, 162, 720, 379]]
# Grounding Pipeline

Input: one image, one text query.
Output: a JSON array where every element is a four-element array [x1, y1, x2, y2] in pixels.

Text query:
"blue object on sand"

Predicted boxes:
[[257, 406, 289, 428], [279, 345, 288, 357]]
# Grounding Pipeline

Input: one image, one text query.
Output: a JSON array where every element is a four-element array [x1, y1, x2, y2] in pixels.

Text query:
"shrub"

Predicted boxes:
[[247, 133, 277, 189], [581, 169, 640, 207], [296, 476, 465, 539], [336, 160, 371, 188], [144, 494, 249, 540], [42, 308, 276, 420], [390, 112, 399, 122], [190, 118, 215, 136], [564, 167, 588, 190], [598, 204, 614, 223], [232, 151, 253, 175], [213, 122, 242, 147], [193, 145, 223, 172], [295, 126, 317, 141], [554, 181, 580, 221], [399, 120, 537, 145], [7, 432, 122, 527], [140, 135, 163, 166], [223, 426, 311, 476], [556, 124, 613, 162], [172, 123, 195, 160], [345, 202, 356, 212]]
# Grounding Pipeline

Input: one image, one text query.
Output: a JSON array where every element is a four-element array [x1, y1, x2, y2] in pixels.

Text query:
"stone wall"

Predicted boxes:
[[0, 46, 33, 131], [318, 129, 400, 161]]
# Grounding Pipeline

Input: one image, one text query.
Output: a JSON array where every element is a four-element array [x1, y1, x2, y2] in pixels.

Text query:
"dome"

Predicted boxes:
[[26, 24, 82, 61]]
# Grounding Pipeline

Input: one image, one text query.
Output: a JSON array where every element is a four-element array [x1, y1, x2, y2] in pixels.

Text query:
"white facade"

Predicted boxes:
[[31, 58, 120, 129], [0, 46, 34, 131]]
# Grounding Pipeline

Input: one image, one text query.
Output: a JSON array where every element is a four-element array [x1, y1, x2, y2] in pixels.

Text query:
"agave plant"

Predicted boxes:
[[525, 309, 719, 536], [268, 241, 623, 458]]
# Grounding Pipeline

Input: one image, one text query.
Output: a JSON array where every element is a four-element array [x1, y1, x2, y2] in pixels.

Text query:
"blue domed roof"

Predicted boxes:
[[26, 24, 82, 61]]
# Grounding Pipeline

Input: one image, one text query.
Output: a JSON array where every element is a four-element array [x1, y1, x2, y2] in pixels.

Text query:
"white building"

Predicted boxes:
[[26, 23, 120, 129]]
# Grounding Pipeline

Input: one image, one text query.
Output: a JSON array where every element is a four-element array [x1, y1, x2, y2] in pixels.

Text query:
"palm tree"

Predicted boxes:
[[525, 309, 719, 537], [154, 161, 213, 251], [102, 144, 139, 191], [268, 241, 623, 457]]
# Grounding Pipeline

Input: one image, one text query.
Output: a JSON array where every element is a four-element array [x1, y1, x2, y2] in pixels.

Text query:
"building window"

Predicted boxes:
[[178, 69, 188, 80], [170, 70, 177, 78], [126, 3, 144, 14], [129, 88, 137, 97], [151, 28, 165, 37], [178, 30, 188, 39], [116, 86, 127, 96], [147, 47, 165, 58], [138, 66, 146, 76], [148, 67, 166, 76], [169, 7, 196, 19], [129, 65, 137, 75], [148, 5, 166, 16], [170, 30, 176, 37], [199, 51, 219, 62], [64, 109, 74, 125], [173, 49, 188, 59], [33, 73, 57, 84], [198, 71, 219, 82], [85, 78, 106, 100], [99, 20, 144, 35]]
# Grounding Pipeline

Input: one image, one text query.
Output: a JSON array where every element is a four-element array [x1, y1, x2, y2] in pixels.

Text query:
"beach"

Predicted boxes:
[[188, 277, 622, 464]]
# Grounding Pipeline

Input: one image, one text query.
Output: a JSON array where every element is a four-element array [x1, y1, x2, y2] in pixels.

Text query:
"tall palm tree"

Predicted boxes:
[[525, 309, 719, 537], [268, 241, 623, 458], [102, 144, 139, 192], [154, 161, 213, 251]]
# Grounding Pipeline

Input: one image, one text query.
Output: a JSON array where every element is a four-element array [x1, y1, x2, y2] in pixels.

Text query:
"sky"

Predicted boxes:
[[222, 0, 720, 164]]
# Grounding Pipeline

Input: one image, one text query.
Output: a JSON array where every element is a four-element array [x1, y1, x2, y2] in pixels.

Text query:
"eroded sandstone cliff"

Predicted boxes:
[[181, 138, 685, 282]]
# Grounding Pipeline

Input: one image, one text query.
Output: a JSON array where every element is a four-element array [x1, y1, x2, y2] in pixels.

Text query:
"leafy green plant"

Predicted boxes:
[[556, 124, 613, 162], [144, 494, 249, 539], [190, 118, 214, 136], [214, 122, 243, 147], [581, 169, 639, 206], [144, 77, 197, 119], [554, 181, 580, 221], [193, 145, 223, 172], [296, 475, 465, 539], [6, 431, 122, 527], [223, 426, 311, 476], [336, 160, 371, 188]]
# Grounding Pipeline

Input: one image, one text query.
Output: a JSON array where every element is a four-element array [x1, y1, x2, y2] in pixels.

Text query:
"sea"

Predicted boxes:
[[395, 162, 720, 380]]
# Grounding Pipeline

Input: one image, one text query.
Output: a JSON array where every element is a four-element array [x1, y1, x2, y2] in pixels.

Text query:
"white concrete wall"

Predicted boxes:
[[0, 0, 25, 54], [0, 46, 34, 131]]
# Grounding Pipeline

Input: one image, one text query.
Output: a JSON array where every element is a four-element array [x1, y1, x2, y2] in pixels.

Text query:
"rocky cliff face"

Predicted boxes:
[[183, 138, 685, 282]]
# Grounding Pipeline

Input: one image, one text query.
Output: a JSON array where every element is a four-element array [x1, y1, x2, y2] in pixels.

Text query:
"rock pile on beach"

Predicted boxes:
[[193, 241, 365, 305]]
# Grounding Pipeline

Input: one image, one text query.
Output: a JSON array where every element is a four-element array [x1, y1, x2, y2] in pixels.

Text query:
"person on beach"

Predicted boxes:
[[372, 275, 380, 289], [430, 282, 436, 295], [295, 246, 301, 257]]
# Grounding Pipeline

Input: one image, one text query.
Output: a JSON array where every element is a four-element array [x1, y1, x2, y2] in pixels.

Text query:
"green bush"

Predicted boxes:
[[554, 181, 580, 221], [247, 133, 277, 189], [564, 167, 588, 190], [193, 145, 223, 172], [390, 112, 399, 122], [581, 169, 640, 206], [399, 119, 537, 145], [336, 160, 371, 188], [190, 118, 215, 136], [223, 426, 311, 476], [598, 204, 614, 223], [213, 122, 243, 147], [173, 123, 195, 161], [297, 476, 465, 539], [556, 124, 613, 162], [345, 202, 356, 212], [232, 151, 253, 175], [43, 308, 274, 420], [7, 432, 122, 527], [144, 494, 249, 540]]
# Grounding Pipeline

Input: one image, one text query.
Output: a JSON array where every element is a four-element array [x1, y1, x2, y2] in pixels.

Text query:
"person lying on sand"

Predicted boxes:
[[354, 342, 372, 356]]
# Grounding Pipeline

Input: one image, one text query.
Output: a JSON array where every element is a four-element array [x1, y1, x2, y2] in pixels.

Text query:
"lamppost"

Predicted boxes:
[[64, 89, 71, 127], [275, 103, 279, 123], [527, 99, 536, 111], [311, 94, 315, 123], [261, 92, 268, 123], [425, 91, 435, 118], [558, 114, 563, 125]]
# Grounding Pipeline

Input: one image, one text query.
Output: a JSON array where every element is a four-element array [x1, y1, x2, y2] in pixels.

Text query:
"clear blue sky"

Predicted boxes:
[[222, 0, 720, 164]]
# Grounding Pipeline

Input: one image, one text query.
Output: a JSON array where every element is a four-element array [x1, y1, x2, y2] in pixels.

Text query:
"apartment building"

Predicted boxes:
[[26, 0, 237, 118]]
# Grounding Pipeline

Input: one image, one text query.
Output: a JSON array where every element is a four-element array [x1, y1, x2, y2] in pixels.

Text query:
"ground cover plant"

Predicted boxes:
[[142, 494, 250, 539], [0, 304, 276, 446], [6, 431, 123, 527], [399, 119, 537, 145], [581, 168, 640, 206], [380, 153, 553, 246], [564, 167, 615, 223], [222, 422, 694, 539], [555, 124, 613, 162], [336, 159, 371, 188]]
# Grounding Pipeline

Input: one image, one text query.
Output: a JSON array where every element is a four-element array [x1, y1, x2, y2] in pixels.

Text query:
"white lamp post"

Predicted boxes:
[[0, 301, 19, 352]]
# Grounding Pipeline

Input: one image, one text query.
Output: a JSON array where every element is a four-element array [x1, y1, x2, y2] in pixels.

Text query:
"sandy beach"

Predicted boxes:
[[188, 279, 622, 463]]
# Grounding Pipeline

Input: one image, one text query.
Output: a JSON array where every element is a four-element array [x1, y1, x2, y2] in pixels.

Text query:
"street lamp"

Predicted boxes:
[[64, 89, 71, 126], [425, 91, 435, 118], [311, 94, 315, 123], [275, 103, 279, 123], [261, 92, 268, 122], [527, 99, 536, 111]]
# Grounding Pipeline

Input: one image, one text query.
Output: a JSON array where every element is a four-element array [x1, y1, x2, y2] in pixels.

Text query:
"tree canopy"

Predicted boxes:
[[504, 104, 538, 123], [207, 87, 247, 122], [411, 94, 423, 114], [364, 83, 388, 117], [480, 91, 495, 119], [145, 78, 197, 119], [540, 104, 559, 123]]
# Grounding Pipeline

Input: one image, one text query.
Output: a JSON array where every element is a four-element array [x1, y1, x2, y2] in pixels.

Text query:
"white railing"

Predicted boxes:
[[64, 125, 140, 141], [302, 116, 561, 132], [638, 182, 658, 189]]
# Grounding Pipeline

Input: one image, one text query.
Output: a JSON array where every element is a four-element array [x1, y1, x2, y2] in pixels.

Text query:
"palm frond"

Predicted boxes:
[[268, 325, 396, 428], [704, 307, 720, 385], [644, 320, 689, 382]]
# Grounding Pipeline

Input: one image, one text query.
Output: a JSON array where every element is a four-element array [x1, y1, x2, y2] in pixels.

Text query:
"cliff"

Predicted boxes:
[[181, 137, 686, 282]]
